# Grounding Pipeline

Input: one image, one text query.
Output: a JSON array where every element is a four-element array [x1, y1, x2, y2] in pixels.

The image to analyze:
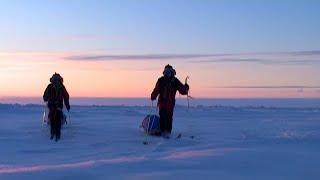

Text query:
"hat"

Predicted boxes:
[[163, 64, 176, 77], [50, 72, 63, 84]]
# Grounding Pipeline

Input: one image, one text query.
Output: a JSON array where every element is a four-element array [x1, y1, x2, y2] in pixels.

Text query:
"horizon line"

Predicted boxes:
[[211, 86, 320, 89], [1, 96, 320, 99]]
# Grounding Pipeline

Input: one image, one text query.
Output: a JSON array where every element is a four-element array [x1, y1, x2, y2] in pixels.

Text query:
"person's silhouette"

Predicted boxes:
[[43, 73, 70, 141], [151, 65, 189, 138]]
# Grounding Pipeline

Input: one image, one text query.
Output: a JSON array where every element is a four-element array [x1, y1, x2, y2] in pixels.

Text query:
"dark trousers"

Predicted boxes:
[[49, 108, 62, 139], [159, 108, 174, 133]]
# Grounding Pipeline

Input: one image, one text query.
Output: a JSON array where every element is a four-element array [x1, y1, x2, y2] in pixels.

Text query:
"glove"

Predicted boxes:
[[66, 104, 71, 112], [185, 84, 190, 91], [151, 94, 157, 101]]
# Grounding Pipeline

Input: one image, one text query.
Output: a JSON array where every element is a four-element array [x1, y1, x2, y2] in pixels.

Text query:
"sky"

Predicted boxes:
[[0, 0, 320, 98]]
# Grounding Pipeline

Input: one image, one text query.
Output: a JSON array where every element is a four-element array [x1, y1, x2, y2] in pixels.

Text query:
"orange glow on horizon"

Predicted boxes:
[[1, 52, 320, 98]]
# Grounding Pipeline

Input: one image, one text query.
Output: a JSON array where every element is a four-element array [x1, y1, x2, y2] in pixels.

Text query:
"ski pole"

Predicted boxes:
[[151, 100, 154, 113], [42, 102, 47, 127], [185, 76, 190, 110], [185, 76, 195, 139], [68, 111, 71, 125]]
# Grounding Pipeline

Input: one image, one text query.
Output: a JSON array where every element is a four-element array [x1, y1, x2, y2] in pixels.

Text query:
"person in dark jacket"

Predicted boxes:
[[43, 73, 70, 141], [151, 64, 189, 138]]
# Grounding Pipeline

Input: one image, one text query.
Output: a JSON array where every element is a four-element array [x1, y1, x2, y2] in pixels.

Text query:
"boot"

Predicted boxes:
[[55, 135, 60, 142], [162, 131, 170, 139]]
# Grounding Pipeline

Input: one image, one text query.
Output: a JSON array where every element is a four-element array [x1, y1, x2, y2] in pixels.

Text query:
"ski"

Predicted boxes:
[[175, 133, 195, 139], [143, 132, 195, 145], [176, 133, 182, 139]]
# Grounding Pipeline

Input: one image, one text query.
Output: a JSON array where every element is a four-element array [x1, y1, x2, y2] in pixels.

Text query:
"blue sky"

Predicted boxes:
[[0, 0, 320, 98], [1, 0, 320, 54]]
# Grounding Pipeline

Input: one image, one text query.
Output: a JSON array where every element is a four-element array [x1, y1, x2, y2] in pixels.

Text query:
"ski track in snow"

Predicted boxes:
[[0, 148, 241, 174], [160, 148, 243, 160], [0, 157, 146, 174]]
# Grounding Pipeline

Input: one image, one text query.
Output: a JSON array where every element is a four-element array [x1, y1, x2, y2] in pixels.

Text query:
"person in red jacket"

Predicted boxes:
[[43, 73, 70, 141], [151, 64, 189, 138]]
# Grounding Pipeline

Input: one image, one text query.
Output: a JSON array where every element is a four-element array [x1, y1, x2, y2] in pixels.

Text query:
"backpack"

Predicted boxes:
[[141, 114, 161, 136]]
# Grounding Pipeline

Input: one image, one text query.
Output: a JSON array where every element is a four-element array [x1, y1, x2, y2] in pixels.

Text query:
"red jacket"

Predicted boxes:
[[151, 76, 189, 111]]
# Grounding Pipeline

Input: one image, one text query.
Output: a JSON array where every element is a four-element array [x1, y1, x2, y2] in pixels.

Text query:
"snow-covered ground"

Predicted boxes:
[[0, 103, 320, 179]]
